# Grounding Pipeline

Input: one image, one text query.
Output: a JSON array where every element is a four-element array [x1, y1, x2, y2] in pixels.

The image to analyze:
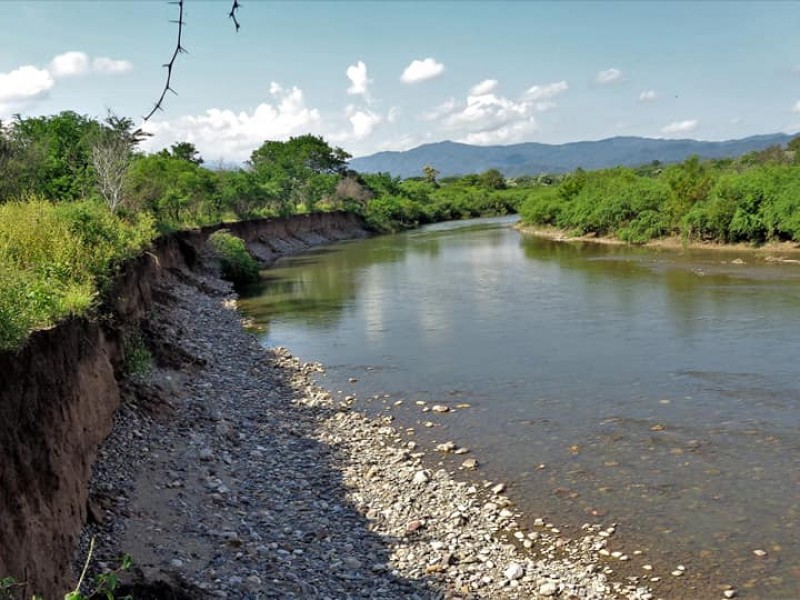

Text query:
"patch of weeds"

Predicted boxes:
[[207, 230, 260, 285], [123, 329, 153, 375]]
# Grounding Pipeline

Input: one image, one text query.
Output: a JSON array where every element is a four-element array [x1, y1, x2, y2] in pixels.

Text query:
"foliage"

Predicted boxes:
[[520, 152, 800, 245], [208, 230, 261, 285], [248, 135, 351, 215], [0, 198, 155, 351], [1, 538, 132, 599], [122, 328, 153, 375]]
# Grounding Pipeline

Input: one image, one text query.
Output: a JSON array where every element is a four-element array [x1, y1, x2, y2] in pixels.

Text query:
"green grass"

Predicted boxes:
[[0, 198, 155, 351]]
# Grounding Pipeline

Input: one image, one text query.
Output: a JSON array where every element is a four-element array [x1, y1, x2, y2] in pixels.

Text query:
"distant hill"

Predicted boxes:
[[349, 134, 794, 178]]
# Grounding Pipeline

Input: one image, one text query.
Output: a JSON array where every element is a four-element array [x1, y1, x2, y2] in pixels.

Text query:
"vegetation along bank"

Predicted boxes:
[[1, 107, 798, 596]]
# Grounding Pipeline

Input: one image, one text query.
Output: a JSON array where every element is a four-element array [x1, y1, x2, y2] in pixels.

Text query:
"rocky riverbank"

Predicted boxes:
[[77, 259, 656, 599]]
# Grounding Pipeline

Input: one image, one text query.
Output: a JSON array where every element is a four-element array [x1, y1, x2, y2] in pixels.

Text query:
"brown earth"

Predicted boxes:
[[0, 212, 367, 599]]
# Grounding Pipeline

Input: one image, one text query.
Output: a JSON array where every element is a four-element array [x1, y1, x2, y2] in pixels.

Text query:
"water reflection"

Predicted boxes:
[[238, 217, 800, 599]]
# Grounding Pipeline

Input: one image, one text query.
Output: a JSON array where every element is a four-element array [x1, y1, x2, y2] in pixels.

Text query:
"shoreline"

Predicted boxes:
[[78, 260, 656, 599], [516, 224, 800, 261]]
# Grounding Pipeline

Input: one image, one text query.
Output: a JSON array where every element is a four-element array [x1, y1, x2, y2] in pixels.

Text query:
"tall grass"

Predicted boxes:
[[0, 198, 155, 351]]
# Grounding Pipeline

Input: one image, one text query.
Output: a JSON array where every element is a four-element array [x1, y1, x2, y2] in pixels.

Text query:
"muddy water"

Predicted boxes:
[[239, 216, 800, 598]]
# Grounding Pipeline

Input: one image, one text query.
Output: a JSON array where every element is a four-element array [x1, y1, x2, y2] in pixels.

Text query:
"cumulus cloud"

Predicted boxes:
[[661, 119, 699, 134], [422, 98, 458, 121], [401, 58, 445, 84], [49, 51, 90, 78], [92, 57, 133, 74], [0, 65, 54, 103], [346, 60, 371, 97], [141, 82, 323, 162], [639, 90, 657, 102], [387, 106, 400, 123], [595, 68, 622, 85], [792, 100, 800, 113], [49, 51, 132, 77], [470, 79, 498, 96], [348, 108, 381, 139], [421, 79, 568, 145], [524, 80, 568, 101]]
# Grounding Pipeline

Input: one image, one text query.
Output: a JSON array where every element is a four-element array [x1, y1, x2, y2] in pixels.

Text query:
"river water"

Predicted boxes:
[[238, 216, 800, 599]]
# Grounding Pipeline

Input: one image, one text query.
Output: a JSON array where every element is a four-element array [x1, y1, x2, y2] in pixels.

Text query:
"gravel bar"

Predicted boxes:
[[77, 266, 656, 600]]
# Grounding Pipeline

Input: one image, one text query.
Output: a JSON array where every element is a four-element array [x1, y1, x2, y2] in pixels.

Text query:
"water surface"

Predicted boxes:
[[239, 217, 800, 598]]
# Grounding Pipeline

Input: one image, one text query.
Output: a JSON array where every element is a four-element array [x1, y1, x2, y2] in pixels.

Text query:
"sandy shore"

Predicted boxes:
[[77, 260, 657, 599], [517, 224, 800, 261]]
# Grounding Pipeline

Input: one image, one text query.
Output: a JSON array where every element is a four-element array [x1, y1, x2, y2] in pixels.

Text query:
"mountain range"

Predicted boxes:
[[349, 134, 794, 178]]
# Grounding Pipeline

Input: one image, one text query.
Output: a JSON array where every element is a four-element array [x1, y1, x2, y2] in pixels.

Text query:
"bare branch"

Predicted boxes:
[[229, 0, 241, 32], [143, 0, 186, 121]]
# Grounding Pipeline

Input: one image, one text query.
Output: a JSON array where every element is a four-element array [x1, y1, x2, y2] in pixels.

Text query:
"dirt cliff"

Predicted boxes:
[[0, 212, 367, 598]]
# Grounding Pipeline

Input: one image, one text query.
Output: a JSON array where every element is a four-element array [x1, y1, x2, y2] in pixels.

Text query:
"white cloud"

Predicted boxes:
[[387, 106, 400, 123], [348, 108, 381, 139], [423, 98, 457, 121], [661, 119, 699, 134], [346, 60, 370, 97], [524, 80, 568, 101], [792, 100, 800, 113], [470, 79, 498, 96], [50, 51, 90, 78], [421, 79, 568, 145], [595, 68, 622, 85], [639, 89, 657, 102], [461, 120, 538, 145], [0, 65, 54, 103], [92, 57, 133, 74], [141, 82, 323, 162], [401, 58, 445, 84]]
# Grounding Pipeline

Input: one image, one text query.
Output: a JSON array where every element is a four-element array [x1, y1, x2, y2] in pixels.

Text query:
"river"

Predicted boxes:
[[238, 216, 800, 599]]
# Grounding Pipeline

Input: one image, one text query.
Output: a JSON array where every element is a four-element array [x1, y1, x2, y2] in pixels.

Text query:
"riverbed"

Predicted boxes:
[[239, 216, 800, 599]]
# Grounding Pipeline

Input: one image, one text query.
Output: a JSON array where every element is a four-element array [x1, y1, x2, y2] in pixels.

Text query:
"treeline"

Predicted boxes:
[[0, 110, 524, 349], [0, 111, 523, 232], [519, 138, 800, 244]]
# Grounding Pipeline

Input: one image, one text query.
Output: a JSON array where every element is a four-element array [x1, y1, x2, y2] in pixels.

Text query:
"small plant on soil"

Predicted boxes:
[[0, 538, 132, 600], [207, 230, 261, 285]]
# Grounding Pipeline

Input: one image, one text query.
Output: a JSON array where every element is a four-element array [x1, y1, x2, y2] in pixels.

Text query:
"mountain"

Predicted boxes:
[[349, 134, 794, 178]]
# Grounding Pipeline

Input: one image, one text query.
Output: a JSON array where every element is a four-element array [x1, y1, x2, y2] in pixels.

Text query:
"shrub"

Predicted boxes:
[[0, 198, 155, 351], [207, 230, 261, 285]]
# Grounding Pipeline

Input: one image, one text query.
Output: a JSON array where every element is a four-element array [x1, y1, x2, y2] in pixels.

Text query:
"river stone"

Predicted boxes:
[[504, 562, 524, 580], [461, 458, 479, 470]]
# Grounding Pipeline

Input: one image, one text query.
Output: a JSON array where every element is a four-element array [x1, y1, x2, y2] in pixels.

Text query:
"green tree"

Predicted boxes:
[[166, 141, 204, 165], [478, 168, 506, 190], [248, 135, 351, 214]]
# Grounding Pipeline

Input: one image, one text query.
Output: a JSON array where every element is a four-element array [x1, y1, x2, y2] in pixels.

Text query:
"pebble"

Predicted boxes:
[[74, 261, 656, 600], [461, 458, 479, 470], [539, 581, 558, 596], [504, 562, 524, 580]]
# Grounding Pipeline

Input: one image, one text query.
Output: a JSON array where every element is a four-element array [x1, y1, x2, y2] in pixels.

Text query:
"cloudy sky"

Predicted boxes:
[[1, 1, 799, 161]]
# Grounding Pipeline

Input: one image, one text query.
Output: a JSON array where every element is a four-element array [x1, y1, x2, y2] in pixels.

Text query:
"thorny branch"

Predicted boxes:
[[144, 1, 241, 122], [143, 0, 186, 121], [229, 0, 241, 32]]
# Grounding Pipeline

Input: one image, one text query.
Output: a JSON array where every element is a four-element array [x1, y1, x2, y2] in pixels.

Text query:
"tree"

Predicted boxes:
[[91, 133, 131, 212], [248, 135, 351, 213], [478, 168, 506, 190], [422, 164, 439, 185], [7, 111, 103, 201], [167, 141, 204, 165], [90, 112, 146, 212]]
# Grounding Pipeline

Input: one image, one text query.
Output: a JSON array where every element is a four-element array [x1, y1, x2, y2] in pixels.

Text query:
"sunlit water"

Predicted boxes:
[[238, 216, 800, 598]]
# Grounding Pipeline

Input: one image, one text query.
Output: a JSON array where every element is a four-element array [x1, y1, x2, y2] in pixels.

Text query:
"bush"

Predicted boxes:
[[0, 198, 155, 351], [208, 230, 261, 284]]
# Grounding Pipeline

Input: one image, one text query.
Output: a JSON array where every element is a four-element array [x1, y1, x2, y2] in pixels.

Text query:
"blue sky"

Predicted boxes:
[[1, 1, 799, 161]]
